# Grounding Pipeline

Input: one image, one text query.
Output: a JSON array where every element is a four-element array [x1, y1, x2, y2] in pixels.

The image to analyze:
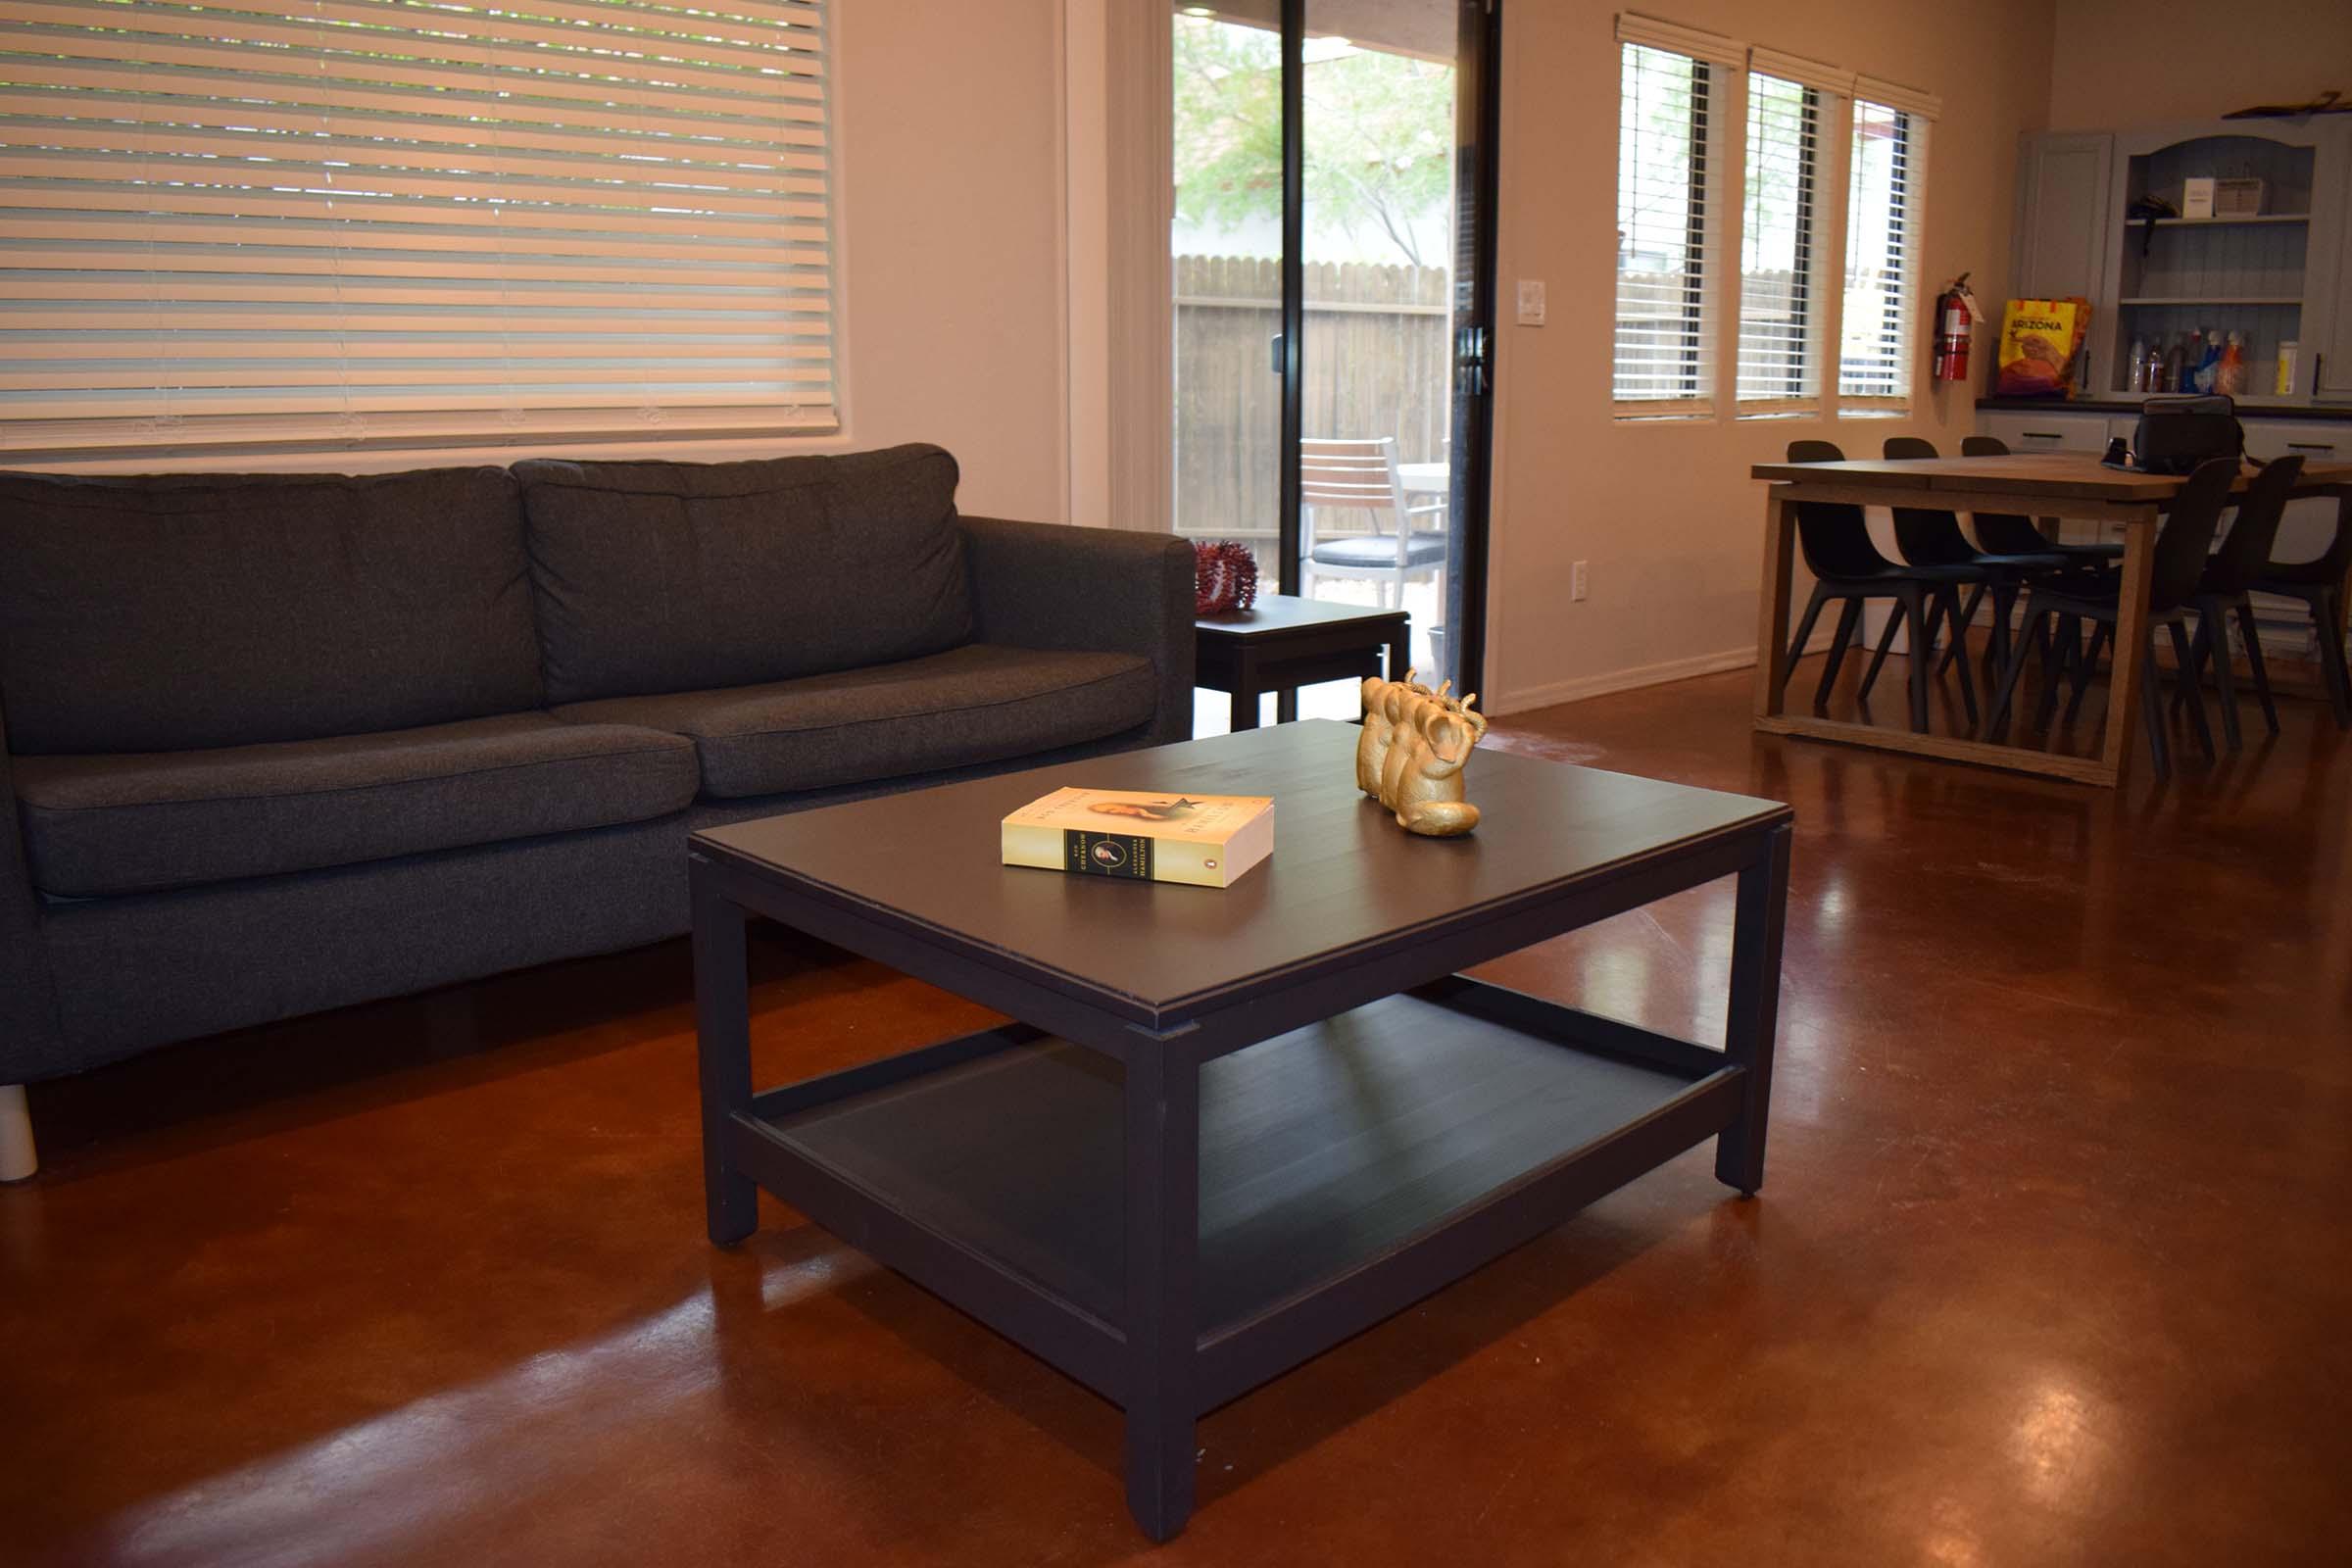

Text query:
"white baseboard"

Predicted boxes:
[[1489, 645, 1759, 716], [1488, 620, 1873, 718]]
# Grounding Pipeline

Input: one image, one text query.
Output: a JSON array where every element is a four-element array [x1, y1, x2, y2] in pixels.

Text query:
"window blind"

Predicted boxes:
[[1614, 39, 1717, 415], [0, 0, 833, 458], [1736, 71, 1819, 411], [1838, 98, 1919, 409]]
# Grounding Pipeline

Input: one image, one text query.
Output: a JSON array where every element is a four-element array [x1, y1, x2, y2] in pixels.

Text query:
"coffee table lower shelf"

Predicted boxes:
[[721, 977, 1745, 1417]]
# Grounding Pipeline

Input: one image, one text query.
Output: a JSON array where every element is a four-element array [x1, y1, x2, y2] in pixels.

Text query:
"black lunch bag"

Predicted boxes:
[[2126, 394, 2247, 475]]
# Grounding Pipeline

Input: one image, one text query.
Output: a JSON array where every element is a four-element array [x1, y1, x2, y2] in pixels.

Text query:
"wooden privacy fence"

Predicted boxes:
[[1175, 255, 1449, 541]]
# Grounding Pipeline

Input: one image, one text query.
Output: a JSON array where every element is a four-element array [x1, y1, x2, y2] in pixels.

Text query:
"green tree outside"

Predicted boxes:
[[1172, 18, 1453, 269]]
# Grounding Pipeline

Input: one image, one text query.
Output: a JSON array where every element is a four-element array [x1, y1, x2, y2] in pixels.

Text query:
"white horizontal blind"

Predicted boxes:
[[0, 0, 834, 457], [1838, 98, 1919, 409], [1736, 71, 1819, 411], [1614, 39, 1716, 415]]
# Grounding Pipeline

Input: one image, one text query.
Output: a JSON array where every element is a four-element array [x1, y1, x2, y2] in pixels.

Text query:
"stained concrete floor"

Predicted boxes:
[[5, 656, 2349, 1566]]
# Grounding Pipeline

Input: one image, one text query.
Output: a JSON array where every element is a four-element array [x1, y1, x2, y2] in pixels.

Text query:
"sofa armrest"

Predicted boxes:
[[958, 516, 1196, 746], [0, 694, 64, 1084]]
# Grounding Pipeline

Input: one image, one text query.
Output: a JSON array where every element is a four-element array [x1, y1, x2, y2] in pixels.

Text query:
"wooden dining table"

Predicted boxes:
[[1749, 452, 2352, 787]]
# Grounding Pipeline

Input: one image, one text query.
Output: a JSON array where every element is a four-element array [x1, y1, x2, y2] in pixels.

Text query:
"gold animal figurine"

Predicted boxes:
[[1375, 676, 1449, 803], [1357, 672, 1488, 836], [1356, 668, 1436, 795]]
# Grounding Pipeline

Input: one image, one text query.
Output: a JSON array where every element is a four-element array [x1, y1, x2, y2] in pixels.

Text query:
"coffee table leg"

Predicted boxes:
[[1715, 823, 1791, 1197], [1122, 1045, 1200, 1542], [692, 860, 759, 1246], [1275, 686, 1299, 723]]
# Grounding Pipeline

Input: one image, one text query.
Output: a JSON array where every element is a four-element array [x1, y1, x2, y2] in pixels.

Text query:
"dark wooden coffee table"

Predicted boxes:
[[1195, 594, 1412, 727], [688, 721, 1791, 1542]]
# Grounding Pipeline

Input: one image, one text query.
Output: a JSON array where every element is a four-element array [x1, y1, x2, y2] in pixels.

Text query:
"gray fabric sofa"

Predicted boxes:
[[0, 443, 1195, 1113]]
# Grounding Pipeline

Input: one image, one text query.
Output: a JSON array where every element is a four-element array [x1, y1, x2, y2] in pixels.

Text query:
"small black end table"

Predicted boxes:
[[1194, 594, 1411, 729]]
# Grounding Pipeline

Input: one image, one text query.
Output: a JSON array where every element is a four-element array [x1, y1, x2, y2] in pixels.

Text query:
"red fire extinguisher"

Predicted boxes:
[[1932, 272, 1980, 382]]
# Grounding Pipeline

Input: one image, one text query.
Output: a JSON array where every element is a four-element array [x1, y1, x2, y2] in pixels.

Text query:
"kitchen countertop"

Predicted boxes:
[[1976, 396, 2352, 420]]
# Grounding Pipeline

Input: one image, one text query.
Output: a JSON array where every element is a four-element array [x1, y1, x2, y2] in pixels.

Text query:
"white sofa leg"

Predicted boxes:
[[0, 1084, 35, 1181]]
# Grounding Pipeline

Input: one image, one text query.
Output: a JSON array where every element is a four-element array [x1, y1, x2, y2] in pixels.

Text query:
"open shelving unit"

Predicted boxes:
[[2109, 133, 2318, 396], [2143, 213, 2308, 227], [2118, 295, 2301, 307]]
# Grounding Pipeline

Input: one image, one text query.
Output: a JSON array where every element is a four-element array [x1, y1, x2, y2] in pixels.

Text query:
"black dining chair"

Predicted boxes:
[[2250, 491, 2352, 730], [2171, 455, 2302, 749], [1879, 436, 2067, 687], [1779, 439, 1978, 733], [1958, 434, 2127, 567], [1959, 432, 2128, 695], [1986, 457, 2240, 781]]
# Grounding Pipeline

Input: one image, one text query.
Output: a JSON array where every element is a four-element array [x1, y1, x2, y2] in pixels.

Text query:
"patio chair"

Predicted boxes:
[[1298, 437, 1446, 609]]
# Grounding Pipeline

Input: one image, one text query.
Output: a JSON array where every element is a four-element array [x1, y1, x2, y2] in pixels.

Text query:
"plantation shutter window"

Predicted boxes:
[[1838, 87, 1934, 412], [1735, 69, 1822, 412], [1613, 16, 1736, 417], [0, 0, 834, 458]]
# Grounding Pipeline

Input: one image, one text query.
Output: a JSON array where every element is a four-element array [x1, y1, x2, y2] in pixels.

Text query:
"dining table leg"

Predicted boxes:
[[2097, 509, 2161, 784], [1752, 488, 1796, 719]]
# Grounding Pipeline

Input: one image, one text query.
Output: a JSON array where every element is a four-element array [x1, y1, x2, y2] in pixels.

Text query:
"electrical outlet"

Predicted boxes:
[[1516, 279, 1546, 327], [1571, 560, 1589, 601]]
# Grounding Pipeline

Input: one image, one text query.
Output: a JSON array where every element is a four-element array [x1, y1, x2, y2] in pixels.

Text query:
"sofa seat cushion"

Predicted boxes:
[[15, 714, 699, 899], [552, 644, 1158, 800]]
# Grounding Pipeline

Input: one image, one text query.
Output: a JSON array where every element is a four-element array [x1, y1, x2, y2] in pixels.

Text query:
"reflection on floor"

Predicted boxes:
[[6, 656, 2349, 1566]]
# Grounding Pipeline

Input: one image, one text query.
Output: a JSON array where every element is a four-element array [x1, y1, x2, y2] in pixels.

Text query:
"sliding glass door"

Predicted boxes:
[[1170, 9, 1286, 589], [1171, 0, 1496, 698]]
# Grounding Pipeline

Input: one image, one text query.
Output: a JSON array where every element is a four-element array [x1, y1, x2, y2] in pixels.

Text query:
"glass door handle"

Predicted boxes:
[[1454, 326, 1488, 394]]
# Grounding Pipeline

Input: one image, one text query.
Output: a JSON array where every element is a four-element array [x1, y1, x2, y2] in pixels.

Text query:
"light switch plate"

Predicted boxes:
[[1516, 279, 1546, 326]]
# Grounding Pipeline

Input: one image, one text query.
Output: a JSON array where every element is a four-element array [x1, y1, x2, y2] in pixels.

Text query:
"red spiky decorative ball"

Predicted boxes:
[[1193, 540, 1259, 616]]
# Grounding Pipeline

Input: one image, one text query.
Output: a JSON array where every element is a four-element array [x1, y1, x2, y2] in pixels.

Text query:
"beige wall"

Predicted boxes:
[[1481, 0, 2057, 712], [833, 0, 1069, 521], [2047, 0, 2352, 130]]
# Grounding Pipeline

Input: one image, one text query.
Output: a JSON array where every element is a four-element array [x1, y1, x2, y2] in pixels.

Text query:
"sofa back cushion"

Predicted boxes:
[[512, 444, 972, 705], [0, 467, 541, 756]]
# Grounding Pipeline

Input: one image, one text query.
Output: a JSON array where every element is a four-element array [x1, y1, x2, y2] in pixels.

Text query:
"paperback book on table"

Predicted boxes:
[[1000, 788, 1273, 888]]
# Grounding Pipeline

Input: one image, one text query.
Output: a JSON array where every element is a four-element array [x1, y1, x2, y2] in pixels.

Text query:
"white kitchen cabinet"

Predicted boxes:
[[2012, 132, 2113, 303], [1975, 410, 2109, 452]]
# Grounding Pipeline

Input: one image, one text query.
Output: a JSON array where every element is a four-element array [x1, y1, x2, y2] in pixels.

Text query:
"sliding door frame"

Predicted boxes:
[[1114, 0, 1500, 699], [1446, 0, 1500, 701], [1274, 0, 1498, 699], [1276, 0, 1305, 592]]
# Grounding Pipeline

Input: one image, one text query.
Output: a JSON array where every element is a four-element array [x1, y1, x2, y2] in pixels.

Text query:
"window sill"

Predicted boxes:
[[1612, 406, 1716, 424]]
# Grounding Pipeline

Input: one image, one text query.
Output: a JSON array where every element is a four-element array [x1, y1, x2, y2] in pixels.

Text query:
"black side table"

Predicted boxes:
[[1194, 595, 1412, 729]]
